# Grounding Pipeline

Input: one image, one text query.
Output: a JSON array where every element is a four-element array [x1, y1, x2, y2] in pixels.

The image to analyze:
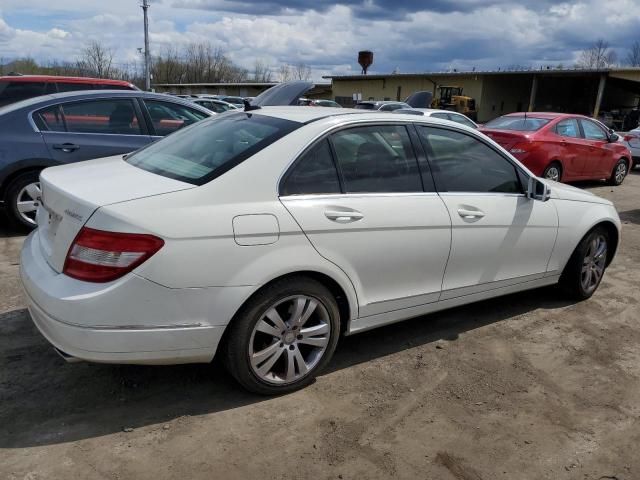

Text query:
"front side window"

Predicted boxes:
[[580, 119, 608, 140], [417, 126, 522, 193], [281, 139, 341, 196], [331, 125, 423, 193], [555, 118, 580, 138], [144, 100, 208, 136], [61, 99, 142, 135], [126, 112, 300, 185]]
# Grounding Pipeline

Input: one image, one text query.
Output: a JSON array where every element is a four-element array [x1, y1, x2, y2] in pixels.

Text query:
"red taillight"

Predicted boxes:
[[63, 227, 164, 283]]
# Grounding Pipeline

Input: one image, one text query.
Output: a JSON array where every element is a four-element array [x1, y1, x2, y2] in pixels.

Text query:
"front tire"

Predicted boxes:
[[543, 162, 562, 182], [222, 276, 340, 395], [5, 171, 42, 229], [560, 227, 609, 300], [608, 159, 628, 186]]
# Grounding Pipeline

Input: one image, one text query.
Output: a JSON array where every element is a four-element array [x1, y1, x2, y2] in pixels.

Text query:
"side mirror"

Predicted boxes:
[[527, 177, 551, 202], [609, 133, 619, 142]]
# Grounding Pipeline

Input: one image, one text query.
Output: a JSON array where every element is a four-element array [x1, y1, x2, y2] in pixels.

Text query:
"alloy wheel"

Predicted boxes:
[[249, 295, 331, 385], [580, 234, 607, 294], [544, 166, 560, 182], [16, 182, 41, 226], [615, 162, 627, 184]]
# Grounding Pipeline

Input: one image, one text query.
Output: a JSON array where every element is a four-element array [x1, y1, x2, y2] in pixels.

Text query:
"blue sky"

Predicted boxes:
[[1, 0, 639, 79]]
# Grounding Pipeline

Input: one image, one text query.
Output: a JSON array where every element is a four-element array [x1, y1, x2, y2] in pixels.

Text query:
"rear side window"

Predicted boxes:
[[144, 100, 208, 136], [484, 116, 550, 131], [0, 81, 46, 107], [281, 139, 341, 196], [555, 118, 580, 138], [126, 112, 300, 185], [418, 126, 522, 194], [61, 99, 142, 135], [331, 125, 422, 193], [34, 105, 66, 132]]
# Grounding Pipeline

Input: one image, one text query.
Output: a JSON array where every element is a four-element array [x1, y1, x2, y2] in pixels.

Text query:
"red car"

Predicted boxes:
[[0, 75, 138, 107], [480, 112, 632, 185]]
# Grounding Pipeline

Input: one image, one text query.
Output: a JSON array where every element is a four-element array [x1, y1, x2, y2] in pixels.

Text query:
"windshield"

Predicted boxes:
[[484, 116, 550, 131], [126, 112, 300, 185]]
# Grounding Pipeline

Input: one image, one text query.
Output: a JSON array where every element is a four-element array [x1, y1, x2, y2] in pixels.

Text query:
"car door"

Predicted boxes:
[[35, 98, 151, 164], [415, 125, 558, 299], [141, 99, 210, 139], [578, 118, 611, 178], [552, 117, 587, 179], [280, 124, 452, 317]]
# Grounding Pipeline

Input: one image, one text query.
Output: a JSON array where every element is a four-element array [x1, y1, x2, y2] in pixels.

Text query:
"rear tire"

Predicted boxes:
[[560, 226, 610, 300], [543, 162, 562, 182], [608, 159, 628, 186], [5, 171, 42, 230], [222, 276, 340, 395]]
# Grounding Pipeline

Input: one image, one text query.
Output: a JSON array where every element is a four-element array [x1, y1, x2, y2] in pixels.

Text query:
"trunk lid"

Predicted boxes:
[[480, 129, 531, 151], [37, 155, 195, 273]]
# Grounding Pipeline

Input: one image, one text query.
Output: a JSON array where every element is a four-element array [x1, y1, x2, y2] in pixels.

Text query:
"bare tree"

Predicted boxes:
[[278, 64, 292, 82], [626, 41, 640, 67], [77, 41, 115, 78], [576, 39, 617, 69], [292, 62, 312, 81], [252, 60, 272, 82]]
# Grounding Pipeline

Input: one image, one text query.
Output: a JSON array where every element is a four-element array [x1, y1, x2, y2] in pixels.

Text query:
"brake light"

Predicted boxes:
[[63, 227, 164, 283]]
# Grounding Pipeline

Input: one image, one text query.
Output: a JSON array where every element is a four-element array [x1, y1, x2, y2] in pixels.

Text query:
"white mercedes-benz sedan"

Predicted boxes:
[[20, 102, 621, 394]]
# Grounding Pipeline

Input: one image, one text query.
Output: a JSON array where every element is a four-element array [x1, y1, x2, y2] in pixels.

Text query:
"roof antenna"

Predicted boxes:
[[244, 99, 261, 112]]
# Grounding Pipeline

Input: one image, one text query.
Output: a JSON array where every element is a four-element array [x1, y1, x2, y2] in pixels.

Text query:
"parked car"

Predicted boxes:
[[621, 129, 640, 169], [20, 85, 620, 394], [480, 113, 632, 185], [299, 98, 343, 108], [216, 96, 246, 108], [0, 90, 213, 228], [191, 98, 239, 113], [0, 75, 138, 107], [394, 108, 478, 128], [354, 100, 411, 111]]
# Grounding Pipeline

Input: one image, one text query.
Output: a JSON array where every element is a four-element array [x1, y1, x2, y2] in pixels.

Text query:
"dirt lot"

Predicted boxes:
[[1, 172, 639, 480]]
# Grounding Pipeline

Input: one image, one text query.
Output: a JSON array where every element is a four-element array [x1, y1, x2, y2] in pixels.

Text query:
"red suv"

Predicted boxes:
[[0, 75, 138, 107], [480, 113, 632, 185]]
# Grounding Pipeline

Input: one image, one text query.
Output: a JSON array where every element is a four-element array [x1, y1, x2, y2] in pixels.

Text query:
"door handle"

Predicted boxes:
[[457, 208, 485, 219], [324, 210, 364, 223], [52, 143, 80, 153]]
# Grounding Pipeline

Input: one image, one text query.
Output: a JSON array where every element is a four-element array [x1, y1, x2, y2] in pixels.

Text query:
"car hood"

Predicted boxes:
[[546, 180, 612, 205]]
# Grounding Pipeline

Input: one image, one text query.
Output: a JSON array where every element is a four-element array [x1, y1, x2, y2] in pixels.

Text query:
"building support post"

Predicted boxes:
[[528, 75, 538, 112], [593, 74, 607, 119]]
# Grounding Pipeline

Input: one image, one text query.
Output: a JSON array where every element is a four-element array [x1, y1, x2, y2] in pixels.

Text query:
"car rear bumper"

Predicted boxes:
[[20, 230, 250, 365]]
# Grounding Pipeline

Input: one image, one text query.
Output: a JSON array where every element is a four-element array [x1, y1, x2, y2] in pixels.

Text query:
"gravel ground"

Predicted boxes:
[[1, 171, 639, 480]]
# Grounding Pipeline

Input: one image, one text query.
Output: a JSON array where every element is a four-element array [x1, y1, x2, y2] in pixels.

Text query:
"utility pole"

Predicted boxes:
[[142, 0, 151, 91]]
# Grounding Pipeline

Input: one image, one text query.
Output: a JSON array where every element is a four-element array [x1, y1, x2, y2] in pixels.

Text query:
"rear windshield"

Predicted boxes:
[[126, 112, 300, 185], [484, 116, 550, 131]]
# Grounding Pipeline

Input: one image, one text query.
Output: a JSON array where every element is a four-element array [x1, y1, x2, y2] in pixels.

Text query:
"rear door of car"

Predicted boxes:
[[578, 118, 611, 178], [35, 97, 152, 164], [280, 123, 452, 317], [552, 117, 587, 178], [415, 125, 558, 299]]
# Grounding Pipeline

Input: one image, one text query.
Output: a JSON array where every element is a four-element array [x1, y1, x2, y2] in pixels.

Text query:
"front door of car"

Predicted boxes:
[[415, 125, 558, 299], [579, 118, 611, 178], [280, 125, 452, 318], [35, 98, 152, 164], [553, 117, 586, 178]]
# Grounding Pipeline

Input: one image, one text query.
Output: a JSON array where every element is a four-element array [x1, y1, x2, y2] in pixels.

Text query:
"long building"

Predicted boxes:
[[325, 68, 640, 125]]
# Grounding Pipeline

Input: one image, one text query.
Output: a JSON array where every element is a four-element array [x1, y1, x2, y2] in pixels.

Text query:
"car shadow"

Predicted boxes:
[[0, 286, 575, 449], [0, 211, 30, 238]]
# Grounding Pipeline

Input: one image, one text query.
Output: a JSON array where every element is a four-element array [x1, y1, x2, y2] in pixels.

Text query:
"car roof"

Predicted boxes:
[[0, 75, 134, 86], [0, 89, 213, 116]]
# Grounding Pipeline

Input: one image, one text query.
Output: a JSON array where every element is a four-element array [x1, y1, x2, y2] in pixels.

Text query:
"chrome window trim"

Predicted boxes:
[[280, 192, 440, 201], [37, 130, 148, 138]]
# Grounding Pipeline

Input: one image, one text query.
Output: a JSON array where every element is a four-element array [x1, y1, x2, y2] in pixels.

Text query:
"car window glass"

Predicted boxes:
[[34, 105, 66, 132], [281, 139, 341, 196], [331, 125, 422, 193], [449, 113, 477, 128], [144, 100, 208, 136], [580, 119, 608, 140], [431, 112, 450, 120], [56, 83, 92, 93], [417, 126, 521, 193], [0, 81, 46, 107], [555, 118, 580, 138], [60, 99, 142, 135]]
